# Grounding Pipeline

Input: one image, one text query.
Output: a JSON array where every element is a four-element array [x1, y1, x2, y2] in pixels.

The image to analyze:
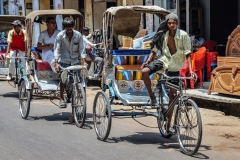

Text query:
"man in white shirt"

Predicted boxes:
[[37, 17, 60, 72]]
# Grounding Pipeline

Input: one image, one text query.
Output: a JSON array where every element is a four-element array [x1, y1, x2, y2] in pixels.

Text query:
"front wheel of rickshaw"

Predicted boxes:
[[72, 83, 86, 128], [18, 80, 31, 119], [93, 91, 112, 141]]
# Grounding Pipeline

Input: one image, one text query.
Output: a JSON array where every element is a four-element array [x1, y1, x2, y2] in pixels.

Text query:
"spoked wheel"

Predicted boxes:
[[157, 108, 172, 138], [93, 91, 112, 141], [176, 99, 202, 156], [18, 80, 31, 119], [73, 83, 86, 128]]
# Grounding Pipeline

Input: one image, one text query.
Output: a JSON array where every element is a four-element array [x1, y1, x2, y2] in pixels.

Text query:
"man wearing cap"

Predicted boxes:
[[37, 17, 60, 72], [141, 13, 193, 132], [82, 27, 103, 78], [6, 20, 27, 80]]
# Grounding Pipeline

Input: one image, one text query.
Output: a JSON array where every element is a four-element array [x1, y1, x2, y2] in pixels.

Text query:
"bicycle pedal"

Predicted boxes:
[[168, 127, 176, 135]]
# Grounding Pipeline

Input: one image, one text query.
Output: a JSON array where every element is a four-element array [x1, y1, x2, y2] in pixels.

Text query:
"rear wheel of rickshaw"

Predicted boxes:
[[18, 80, 31, 119], [93, 91, 112, 141], [72, 83, 86, 128]]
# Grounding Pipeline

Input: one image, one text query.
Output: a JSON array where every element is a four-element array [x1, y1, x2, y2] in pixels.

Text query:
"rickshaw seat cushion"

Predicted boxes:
[[116, 65, 141, 70], [115, 65, 159, 80], [36, 59, 52, 71], [112, 49, 151, 65]]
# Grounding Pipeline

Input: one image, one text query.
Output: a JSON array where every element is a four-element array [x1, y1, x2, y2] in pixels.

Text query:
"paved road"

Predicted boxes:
[[0, 81, 239, 160]]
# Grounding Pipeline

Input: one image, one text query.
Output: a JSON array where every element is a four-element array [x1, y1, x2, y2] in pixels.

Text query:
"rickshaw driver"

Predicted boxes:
[[37, 17, 60, 72], [6, 20, 27, 80], [141, 13, 194, 132], [54, 17, 87, 107]]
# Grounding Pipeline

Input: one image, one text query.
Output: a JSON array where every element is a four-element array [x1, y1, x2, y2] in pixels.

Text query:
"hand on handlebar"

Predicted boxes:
[[55, 63, 60, 73], [190, 71, 197, 82]]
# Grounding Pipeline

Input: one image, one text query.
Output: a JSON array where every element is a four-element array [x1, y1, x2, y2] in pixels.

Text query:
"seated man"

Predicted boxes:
[[83, 27, 103, 77], [141, 13, 194, 131], [37, 17, 60, 72]]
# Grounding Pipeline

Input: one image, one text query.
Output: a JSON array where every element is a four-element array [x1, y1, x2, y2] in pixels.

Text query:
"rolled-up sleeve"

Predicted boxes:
[[54, 34, 61, 60], [79, 35, 86, 59], [7, 30, 13, 43], [183, 34, 191, 55]]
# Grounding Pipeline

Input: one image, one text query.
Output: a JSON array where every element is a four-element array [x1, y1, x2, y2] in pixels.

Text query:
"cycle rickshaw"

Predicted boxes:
[[0, 15, 25, 80], [18, 9, 87, 128], [93, 6, 202, 156]]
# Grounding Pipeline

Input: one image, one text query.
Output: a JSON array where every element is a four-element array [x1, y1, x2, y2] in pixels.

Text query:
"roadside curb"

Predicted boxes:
[[185, 89, 240, 117]]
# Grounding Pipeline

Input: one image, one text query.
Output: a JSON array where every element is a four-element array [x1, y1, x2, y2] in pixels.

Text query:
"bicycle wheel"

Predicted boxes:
[[73, 83, 86, 128], [93, 91, 112, 141], [157, 108, 172, 138], [18, 80, 31, 119], [176, 99, 202, 156]]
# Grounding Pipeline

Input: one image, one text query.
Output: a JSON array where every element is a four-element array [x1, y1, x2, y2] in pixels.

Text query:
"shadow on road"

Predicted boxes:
[[1, 92, 18, 99], [28, 112, 94, 130], [107, 132, 210, 159]]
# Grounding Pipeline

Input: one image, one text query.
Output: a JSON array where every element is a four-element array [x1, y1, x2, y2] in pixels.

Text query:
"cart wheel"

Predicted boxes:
[[73, 83, 86, 128], [157, 109, 172, 138], [93, 91, 112, 141], [100, 69, 105, 90], [18, 80, 31, 119]]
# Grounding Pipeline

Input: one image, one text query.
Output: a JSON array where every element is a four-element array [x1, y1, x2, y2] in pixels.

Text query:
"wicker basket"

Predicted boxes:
[[122, 36, 133, 48]]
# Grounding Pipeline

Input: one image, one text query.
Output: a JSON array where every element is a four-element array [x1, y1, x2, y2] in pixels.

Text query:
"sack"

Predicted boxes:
[[5, 54, 10, 67]]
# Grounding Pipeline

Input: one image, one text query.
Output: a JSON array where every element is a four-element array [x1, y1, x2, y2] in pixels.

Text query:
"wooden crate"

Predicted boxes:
[[122, 36, 133, 48], [142, 40, 151, 49]]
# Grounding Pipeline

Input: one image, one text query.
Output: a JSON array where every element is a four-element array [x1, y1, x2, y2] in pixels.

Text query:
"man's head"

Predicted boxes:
[[83, 27, 90, 36], [62, 17, 74, 34], [46, 17, 56, 30], [11, 20, 22, 32], [166, 13, 178, 31]]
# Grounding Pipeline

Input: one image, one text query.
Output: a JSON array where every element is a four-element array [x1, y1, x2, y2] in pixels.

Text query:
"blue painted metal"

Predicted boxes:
[[111, 110, 159, 117], [108, 85, 115, 104]]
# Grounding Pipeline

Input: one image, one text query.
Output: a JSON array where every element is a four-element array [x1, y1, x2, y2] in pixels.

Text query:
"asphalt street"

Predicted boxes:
[[0, 80, 239, 160]]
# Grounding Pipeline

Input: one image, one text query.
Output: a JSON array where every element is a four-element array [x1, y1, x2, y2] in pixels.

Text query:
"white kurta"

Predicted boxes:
[[38, 29, 60, 72]]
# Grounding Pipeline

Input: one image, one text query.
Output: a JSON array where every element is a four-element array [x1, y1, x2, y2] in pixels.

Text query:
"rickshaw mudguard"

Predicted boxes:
[[18, 76, 32, 90]]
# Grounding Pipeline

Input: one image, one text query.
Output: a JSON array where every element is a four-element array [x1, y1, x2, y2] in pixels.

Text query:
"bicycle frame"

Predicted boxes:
[[157, 74, 189, 122]]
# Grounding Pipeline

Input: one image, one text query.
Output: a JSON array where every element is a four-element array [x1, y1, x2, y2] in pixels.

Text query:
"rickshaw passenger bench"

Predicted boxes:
[[112, 49, 159, 106], [31, 47, 60, 91]]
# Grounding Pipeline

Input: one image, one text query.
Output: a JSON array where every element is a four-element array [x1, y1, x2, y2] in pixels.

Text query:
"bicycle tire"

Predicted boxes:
[[176, 98, 202, 156], [93, 91, 112, 141], [19, 80, 31, 119], [157, 109, 172, 138], [73, 83, 86, 128]]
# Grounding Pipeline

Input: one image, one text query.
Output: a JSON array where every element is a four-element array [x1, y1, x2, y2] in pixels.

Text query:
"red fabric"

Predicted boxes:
[[10, 33, 26, 52], [206, 52, 219, 80], [36, 59, 51, 71], [180, 60, 190, 89], [191, 47, 206, 89]]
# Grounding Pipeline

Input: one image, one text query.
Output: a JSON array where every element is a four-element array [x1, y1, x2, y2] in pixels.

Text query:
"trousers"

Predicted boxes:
[[9, 50, 26, 76]]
